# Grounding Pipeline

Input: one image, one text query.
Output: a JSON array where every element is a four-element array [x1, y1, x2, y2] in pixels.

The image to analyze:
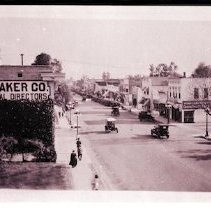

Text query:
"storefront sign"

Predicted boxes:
[[182, 100, 211, 110], [0, 81, 50, 101]]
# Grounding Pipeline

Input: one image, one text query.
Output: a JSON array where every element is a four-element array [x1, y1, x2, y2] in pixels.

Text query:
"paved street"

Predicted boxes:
[[67, 96, 211, 191]]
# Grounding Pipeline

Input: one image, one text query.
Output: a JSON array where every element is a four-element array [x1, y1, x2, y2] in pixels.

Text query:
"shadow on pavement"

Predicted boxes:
[[80, 131, 106, 135], [131, 134, 154, 140], [184, 154, 211, 161], [81, 111, 109, 115], [197, 141, 211, 145], [176, 149, 211, 161]]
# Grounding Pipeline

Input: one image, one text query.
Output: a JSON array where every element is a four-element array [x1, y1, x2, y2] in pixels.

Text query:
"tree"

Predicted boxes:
[[55, 81, 71, 106], [127, 74, 142, 80], [0, 136, 18, 162], [149, 61, 179, 77], [192, 62, 211, 78], [51, 58, 63, 73], [102, 72, 111, 80], [32, 53, 63, 73], [32, 53, 51, 65]]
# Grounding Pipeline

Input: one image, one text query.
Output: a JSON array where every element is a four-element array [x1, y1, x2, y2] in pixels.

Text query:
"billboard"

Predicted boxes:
[[0, 81, 50, 101], [182, 100, 211, 110]]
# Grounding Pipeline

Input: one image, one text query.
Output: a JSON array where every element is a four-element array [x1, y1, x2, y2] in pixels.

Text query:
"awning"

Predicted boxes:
[[143, 99, 150, 107], [153, 99, 159, 104]]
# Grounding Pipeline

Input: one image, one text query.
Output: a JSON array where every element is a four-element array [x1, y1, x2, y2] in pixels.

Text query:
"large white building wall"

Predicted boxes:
[[181, 77, 211, 101]]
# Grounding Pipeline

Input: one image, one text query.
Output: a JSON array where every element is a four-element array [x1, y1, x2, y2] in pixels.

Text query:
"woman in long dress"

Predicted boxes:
[[69, 150, 77, 168]]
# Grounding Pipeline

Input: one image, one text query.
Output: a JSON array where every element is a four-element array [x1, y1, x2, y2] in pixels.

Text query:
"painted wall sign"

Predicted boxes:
[[182, 100, 211, 110], [0, 81, 50, 100]]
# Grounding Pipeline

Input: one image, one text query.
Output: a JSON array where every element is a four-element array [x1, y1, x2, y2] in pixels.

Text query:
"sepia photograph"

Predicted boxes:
[[0, 5, 211, 204]]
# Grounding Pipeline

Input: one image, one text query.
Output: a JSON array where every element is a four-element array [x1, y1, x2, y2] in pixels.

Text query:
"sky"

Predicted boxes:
[[1, 6, 211, 79]]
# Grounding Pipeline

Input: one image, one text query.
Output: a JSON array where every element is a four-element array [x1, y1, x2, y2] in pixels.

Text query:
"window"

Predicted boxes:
[[194, 88, 199, 99], [18, 72, 22, 77], [204, 88, 208, 99], [178, 87, 181, 99]]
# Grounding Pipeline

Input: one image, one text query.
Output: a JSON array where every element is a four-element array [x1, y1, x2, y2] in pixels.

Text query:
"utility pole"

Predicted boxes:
[[205, 107, 210, 138], [20, 53, 24, 66], [0, 48, 2, 65]]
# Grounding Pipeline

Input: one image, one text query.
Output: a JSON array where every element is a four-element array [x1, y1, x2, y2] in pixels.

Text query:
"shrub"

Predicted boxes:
[[33, 145, 57, 162], [0, 136, 18, 162], [0, 99, 56, 162]]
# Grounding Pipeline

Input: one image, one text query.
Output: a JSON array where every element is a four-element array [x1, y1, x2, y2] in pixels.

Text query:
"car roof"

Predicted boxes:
[[106, 117, 116, 122], [157, 124, 169, 127]]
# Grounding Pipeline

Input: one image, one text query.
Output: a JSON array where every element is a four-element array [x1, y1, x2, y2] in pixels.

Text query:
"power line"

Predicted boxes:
[[60, 58, 141, 70]]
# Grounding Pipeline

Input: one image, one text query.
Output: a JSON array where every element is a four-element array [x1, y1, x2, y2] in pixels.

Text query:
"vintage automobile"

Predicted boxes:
[[111, 106, 120, 116], [151, 124, 169, 139], [82, 96, 86, 101], [138, 111, 155, 122], [105, 118, 118, 133]]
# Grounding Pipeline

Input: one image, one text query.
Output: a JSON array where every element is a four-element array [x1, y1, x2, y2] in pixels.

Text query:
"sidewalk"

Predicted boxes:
[[54, 115, 93, 190], [54, 110, 114, 190]]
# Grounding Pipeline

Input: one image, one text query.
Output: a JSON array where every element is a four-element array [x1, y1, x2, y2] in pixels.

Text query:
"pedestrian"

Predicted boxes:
[[58, 111, 61, 118], [76, 137, 81, 148], [69, 150, 77, 168], [91, 174, 100, 190], [77, 146, 82, 161]]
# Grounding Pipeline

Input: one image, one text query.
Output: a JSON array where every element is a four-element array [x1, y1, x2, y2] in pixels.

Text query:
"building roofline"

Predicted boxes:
[[0, 65, 50, 67]]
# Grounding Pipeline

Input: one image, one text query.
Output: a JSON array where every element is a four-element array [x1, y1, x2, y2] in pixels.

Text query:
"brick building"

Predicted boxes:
[[0, 65, 65, 100]]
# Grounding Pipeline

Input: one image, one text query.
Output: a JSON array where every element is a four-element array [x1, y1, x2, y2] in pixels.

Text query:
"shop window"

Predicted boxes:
[[184, 111, 194, 123], [194, 88, 199, 99], [204, 88, 208, 99]]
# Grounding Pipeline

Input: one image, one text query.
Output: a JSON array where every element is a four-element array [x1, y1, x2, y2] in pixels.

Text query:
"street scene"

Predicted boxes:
[[1, 6, 211, 203], [56, 94, 211, 192]]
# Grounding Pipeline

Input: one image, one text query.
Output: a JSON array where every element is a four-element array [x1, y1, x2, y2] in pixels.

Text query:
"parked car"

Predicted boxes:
[[111, 106, 120, 116], [138, 111, 155, 122], [151, 124, 169, 139]]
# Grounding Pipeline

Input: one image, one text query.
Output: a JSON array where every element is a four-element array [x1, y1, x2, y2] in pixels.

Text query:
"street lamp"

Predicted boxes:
[[67, 103, 74, 125], [74, 109, 80, 135], [165, 103, 171, 124], [205, 107, 211, 138]]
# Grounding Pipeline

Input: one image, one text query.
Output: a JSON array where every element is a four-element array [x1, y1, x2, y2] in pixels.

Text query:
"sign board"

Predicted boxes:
[[0, 81, 50, 101], [182, 100, 211, 110]]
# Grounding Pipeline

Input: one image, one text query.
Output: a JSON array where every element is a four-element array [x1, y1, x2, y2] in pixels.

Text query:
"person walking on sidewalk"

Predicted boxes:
[[76, 137, 81, 148], [76, 137, 82, 160], [91, 174, 100, 190], [69, 150, 77, 168], [77, 146, 82, 161]]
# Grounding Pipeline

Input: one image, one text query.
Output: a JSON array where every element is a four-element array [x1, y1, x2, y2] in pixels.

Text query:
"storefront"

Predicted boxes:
[[139, 97, 150, 111], [171, 104, 182, 122], [182, 100, 211, 123], [183, 110, 194, 123]]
